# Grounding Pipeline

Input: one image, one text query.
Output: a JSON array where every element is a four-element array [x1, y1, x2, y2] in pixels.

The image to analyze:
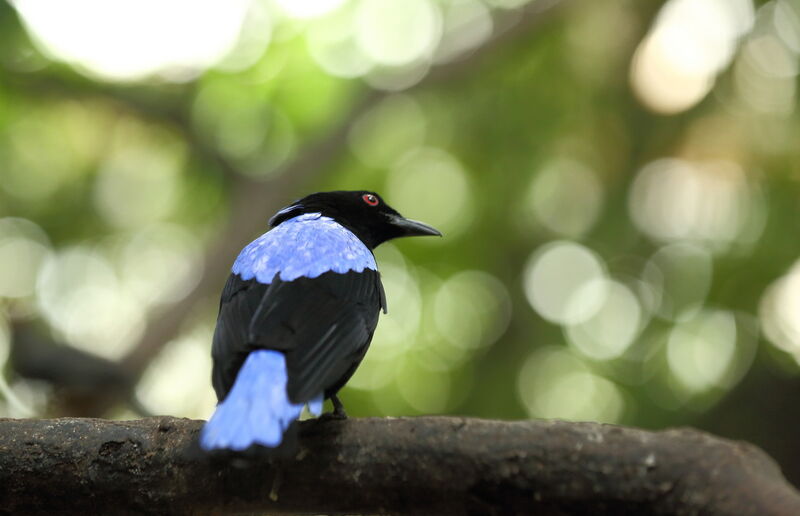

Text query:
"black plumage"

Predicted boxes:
[[211, 269, 386, 404]]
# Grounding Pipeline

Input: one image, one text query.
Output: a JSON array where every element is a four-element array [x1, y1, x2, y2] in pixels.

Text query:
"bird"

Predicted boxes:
[[200, 190, 440, 452]]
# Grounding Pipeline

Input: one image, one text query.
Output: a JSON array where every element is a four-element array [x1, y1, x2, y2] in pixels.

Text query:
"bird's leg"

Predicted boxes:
[[317, 395, 348, 421], [331, 394, 347, 418]]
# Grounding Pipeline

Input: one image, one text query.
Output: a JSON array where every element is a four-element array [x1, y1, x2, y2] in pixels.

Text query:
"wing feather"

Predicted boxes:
[[211, 269, 382, 404]]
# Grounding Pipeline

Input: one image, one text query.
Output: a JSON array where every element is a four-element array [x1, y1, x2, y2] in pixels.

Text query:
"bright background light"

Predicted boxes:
[[630, 0, 754, 113], [523, 241, 607, 325], [13, 0, 255, 81]]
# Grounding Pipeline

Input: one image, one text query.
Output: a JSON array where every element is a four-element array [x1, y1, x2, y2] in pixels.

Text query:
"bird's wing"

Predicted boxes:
[[211, 273, 269, 401], [211, 269, 382, 403]]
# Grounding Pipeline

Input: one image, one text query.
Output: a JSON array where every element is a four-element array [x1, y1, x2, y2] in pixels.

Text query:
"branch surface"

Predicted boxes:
[[0, 416, 797, 515]]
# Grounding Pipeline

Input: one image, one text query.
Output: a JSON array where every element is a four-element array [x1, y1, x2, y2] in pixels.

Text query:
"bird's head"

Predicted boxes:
[[269, 190, 441, 249]]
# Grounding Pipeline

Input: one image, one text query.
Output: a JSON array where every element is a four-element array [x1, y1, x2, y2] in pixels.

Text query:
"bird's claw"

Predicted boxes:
[[318, 411, 347, 422], [317, 394, 348, 421]]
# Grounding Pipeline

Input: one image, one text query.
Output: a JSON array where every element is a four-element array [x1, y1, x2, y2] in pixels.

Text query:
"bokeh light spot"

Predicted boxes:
[[565, 280, 643, 361], [434, 270, 512, 352], [137, 326, 216, 418], [628, 159, 762, 252], [630, 29, 715, 114], [517, 347, 625, 423], [214, 0, 272, 73], [354, 0, 441, 67], [0, 218, 51, 299], [36, 247, 145, 359], [94, 125, 185, 228], [630, 0, 754, 113], [308, 4, 373, 78], [120, 224, 203, 306], [524, 158, 604, 238], [742, 33, 798, 78], [274, 0, 345, 19], [760, 261, 800, 365], [434, 0, 493, 64], [523, 241, 608, 325], [774, 0, 800, 54], [387, 147, 473, 237], [364, 60, 432, 91], [349, 95, 426, 168], [483, 0, 530, 8], [666, 309, 737, 392], [348, 264, 421, 390], [734, 29, 798, 116], [396, 362, 450, 413], [13, 0, 254, 81], [0, 239, 50, 299]]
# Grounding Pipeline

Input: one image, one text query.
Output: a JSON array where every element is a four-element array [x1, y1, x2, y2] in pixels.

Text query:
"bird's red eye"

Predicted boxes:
[[362, 194, 379, 206]]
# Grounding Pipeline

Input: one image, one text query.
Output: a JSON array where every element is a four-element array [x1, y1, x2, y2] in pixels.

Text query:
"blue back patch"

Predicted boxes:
[[232, 213, 377, 284]]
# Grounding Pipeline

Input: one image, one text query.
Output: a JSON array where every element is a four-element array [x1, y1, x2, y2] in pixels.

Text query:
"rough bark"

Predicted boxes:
[[0, 416, 797, 515]]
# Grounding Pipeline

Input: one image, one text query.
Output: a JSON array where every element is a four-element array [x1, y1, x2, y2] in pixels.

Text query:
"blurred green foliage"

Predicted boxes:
[[1, 0, 800, 485]]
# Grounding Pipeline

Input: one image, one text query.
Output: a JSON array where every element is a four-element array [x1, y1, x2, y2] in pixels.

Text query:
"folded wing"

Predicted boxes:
[[211, 269, 384, 404]]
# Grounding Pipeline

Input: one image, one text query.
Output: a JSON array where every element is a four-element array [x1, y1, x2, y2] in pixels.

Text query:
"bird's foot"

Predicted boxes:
[[318, 395, 348, 421]]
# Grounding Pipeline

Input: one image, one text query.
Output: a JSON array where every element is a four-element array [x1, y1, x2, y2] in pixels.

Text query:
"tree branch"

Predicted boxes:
[[0, 416, 797, 515]]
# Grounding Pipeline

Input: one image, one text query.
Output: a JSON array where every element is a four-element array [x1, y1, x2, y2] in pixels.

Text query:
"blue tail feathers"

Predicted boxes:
[[200, 350, 323, 451]]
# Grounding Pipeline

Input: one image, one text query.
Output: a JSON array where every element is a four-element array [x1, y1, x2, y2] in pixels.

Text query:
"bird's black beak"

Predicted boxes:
[[387, 214, 442, 238]]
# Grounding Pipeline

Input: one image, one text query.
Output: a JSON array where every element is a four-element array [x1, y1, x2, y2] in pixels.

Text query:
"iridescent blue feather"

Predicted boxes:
[[232, 213, 377, 284], [200, 350, 322, 451]]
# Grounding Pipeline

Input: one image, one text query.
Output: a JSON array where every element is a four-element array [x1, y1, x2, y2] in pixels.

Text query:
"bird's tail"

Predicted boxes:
[[200, 349, 323, 451]]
